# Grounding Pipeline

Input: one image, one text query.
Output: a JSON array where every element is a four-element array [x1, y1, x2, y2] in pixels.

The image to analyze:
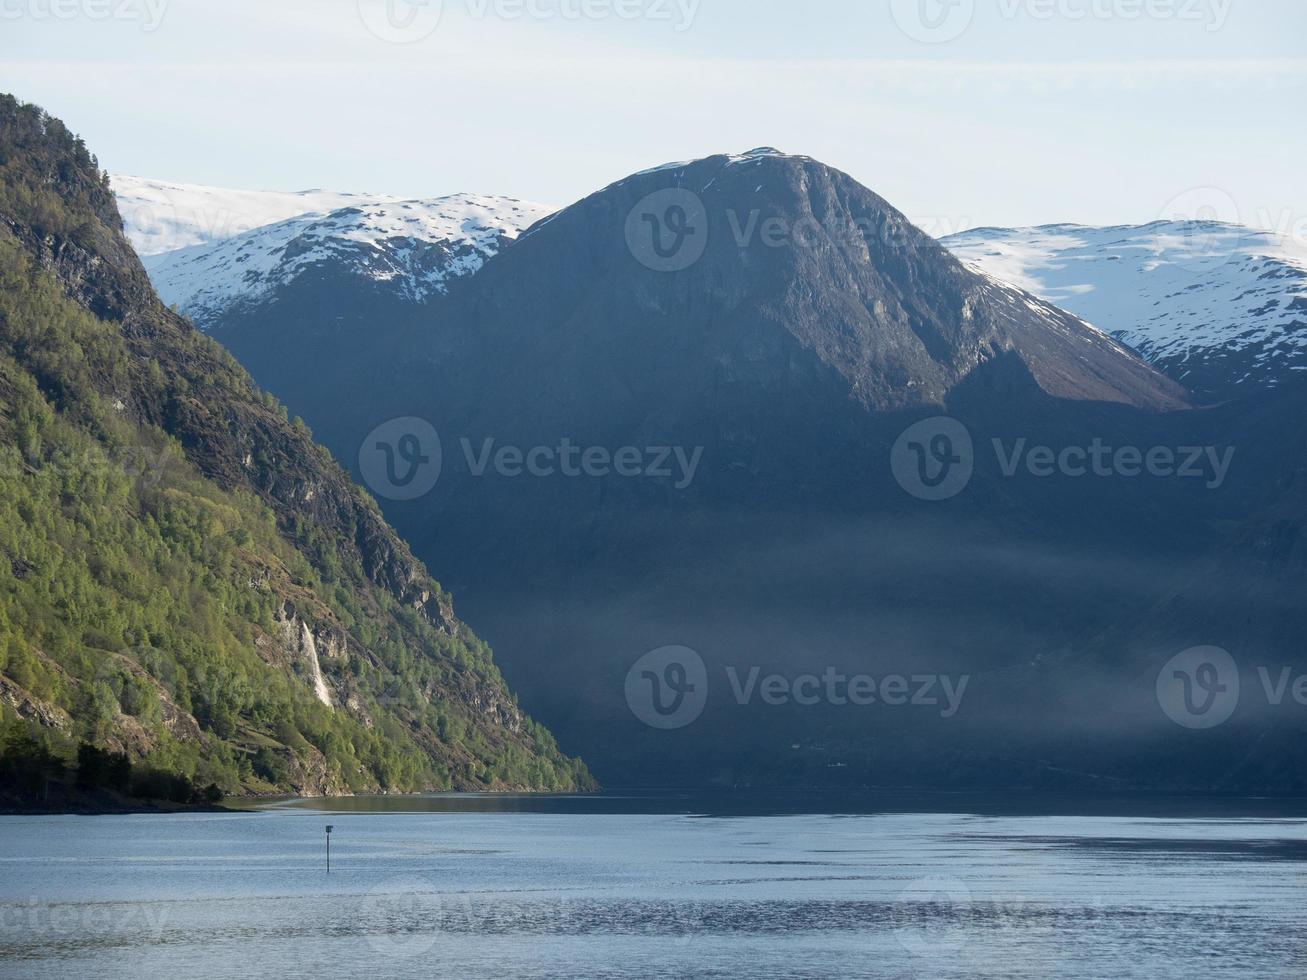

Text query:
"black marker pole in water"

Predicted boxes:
[[325, 824, 333, 873]]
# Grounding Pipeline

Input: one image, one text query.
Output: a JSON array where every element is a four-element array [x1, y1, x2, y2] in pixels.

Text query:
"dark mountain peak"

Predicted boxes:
[[469, 149, 1188, 413]]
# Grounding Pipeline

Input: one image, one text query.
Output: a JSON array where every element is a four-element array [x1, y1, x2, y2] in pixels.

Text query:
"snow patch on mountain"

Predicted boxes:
[[111, 175, 400, 256], [944, 221, 1307, 395], [141, 194, 554, 327]]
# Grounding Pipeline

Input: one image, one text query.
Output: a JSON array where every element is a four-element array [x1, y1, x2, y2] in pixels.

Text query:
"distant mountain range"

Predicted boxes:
[[111, 175, 413, 255], [120, 178, 550, 328], [10, 92, 1303, 800], [114, 176, 1307, 404], [105, 150, 1307, 792], [945, 223, 1307, 401]]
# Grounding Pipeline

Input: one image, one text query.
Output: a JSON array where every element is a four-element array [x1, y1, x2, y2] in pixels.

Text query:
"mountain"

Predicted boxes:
[[110, 175, 401, 256], [102, 146, 1307, 791], [191, 149, 1186, 447], [130, 174, 1307, 408], [0, 95, 591, 797], [944, 222, 1307, 401], [458, 148, 1188, 412], [197, 147, 1307, 789], [139, 194, 552, 328]]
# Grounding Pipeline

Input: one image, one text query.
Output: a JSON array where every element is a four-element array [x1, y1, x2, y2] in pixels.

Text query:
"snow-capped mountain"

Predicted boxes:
[[114, 174, 1305, 402], [111, 175, 399, 255], [134, 193, 553, 328], [944, 222, 1307, 400]]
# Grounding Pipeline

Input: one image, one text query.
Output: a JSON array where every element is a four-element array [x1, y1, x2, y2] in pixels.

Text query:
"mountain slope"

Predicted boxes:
[[110, 175, 398, 256], [116, 146, 1304, 791], [0, 95, 591, 796], [214, 149, 1253, 788], [128, 176, 1304, 408], [445, 148, 1187, 413], [141, 194, 552, 328], [181, 150, 1186, 431], [944, 222, 1307, 401]]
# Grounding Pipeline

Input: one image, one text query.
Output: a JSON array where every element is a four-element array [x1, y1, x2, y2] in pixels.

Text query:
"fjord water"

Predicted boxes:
[[2, 796, 1305, 979]]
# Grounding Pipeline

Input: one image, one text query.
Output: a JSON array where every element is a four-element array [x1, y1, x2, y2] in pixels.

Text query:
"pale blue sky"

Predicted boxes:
[[3, 0, 1303, 231]]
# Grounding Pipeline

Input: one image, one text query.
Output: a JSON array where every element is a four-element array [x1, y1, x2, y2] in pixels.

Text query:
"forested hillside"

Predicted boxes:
[[0, 95, 591, 800]]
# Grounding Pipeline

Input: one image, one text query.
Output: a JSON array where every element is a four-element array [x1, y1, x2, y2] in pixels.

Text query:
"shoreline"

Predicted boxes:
[[11, 786, 1307, 819]]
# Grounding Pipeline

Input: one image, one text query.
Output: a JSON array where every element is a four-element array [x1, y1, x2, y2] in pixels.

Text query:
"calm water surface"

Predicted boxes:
[[1, 793, 1305, 978]]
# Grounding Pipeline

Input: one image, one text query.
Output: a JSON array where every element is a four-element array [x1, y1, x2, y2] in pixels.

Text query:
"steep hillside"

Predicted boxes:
[[0, 95, 591, 797]]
